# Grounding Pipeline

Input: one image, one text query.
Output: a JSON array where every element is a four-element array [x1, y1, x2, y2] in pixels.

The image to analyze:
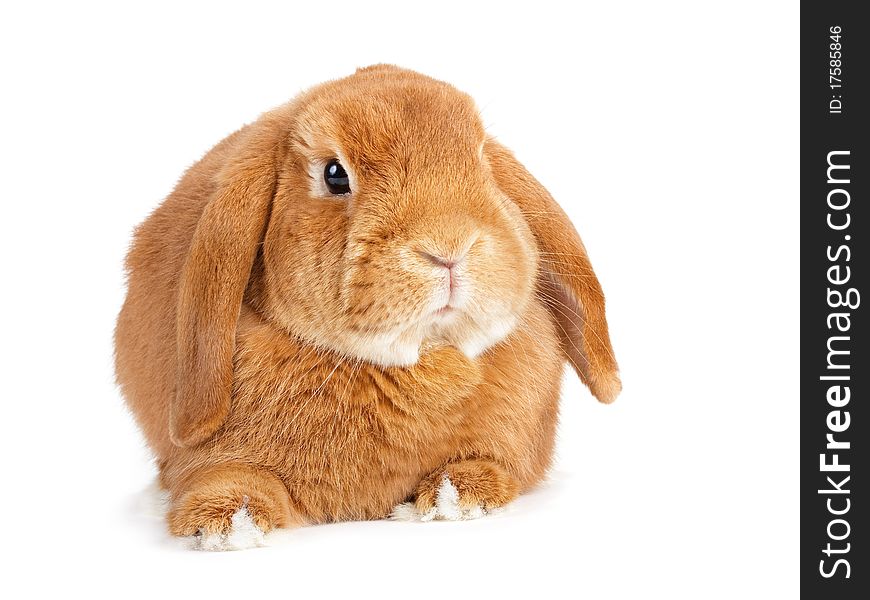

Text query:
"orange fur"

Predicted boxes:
[[114, 65, 619, 539]]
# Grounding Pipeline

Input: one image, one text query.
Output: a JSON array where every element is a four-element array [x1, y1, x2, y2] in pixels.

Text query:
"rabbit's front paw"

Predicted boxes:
[[169, 493, 272, 551], [166, 464, 297, 550], [391, 459, 519, 522], [196, 502, 266, 551]]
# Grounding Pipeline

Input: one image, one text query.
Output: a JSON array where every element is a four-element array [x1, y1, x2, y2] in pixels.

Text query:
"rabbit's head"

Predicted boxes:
[[258, 65, 537, 366]]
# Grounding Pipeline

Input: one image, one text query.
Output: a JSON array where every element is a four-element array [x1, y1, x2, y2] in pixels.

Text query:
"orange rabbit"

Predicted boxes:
[[114, 65, 620, 550]]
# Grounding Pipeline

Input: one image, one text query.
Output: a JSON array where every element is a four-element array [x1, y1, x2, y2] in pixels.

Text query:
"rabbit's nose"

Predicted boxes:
[[414, 227, 479, 269], [417, 251, 460, 270], [416, 250, 463, 295]]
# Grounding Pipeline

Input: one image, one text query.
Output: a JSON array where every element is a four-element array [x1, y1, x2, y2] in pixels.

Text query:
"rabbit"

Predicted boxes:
[[114, 64, 620, 550]]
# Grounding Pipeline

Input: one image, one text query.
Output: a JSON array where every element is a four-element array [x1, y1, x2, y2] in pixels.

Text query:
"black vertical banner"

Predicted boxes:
[[802, 3, 868, 597]]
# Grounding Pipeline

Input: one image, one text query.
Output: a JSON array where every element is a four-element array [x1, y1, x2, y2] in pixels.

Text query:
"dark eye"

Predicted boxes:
[[324, 159, 351, 195]]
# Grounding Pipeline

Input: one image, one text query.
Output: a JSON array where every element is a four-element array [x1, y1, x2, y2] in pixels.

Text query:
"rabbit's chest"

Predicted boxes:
[[227, 344, 483, 467]]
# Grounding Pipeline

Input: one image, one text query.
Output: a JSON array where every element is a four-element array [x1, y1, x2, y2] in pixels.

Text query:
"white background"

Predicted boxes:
[[0, 1, 798, 598]]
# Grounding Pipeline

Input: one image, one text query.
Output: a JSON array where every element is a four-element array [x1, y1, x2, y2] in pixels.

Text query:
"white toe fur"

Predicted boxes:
[[192, 506, 266, 551], [433, 476, 462, 520], [389, 501, 425, 522], [390, 475, 488, 522]]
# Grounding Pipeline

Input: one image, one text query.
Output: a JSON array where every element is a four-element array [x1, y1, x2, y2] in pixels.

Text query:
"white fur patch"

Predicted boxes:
[[456, 313, 518, 359], [390, 475, 488, 522], [193, 506, 266, 552], [389, 501, 424, 522]]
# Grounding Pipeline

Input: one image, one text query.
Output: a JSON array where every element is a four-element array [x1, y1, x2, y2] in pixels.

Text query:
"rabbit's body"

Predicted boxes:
[[133, 305, 562, 523], [115, 66, 619, 548], [118, 181, 562, 521]]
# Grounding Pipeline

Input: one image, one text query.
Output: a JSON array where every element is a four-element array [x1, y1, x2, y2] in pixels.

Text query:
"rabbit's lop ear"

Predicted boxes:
[[484, 139, 621, 403], [171, 126, 281, 447]]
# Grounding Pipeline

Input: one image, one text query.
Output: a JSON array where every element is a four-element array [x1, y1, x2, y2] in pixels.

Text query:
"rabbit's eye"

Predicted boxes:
[[324, 160, 351, 195]]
